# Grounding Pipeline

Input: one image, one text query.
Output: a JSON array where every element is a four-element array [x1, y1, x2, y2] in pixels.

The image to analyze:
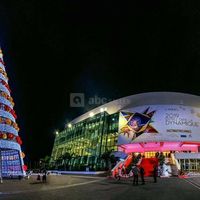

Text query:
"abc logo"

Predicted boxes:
[[70, 93, 85, 107]]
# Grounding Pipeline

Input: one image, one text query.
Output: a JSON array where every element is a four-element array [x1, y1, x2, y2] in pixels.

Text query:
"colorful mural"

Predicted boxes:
[[117, 104, 200, 145], [119, 107, 158, 143]]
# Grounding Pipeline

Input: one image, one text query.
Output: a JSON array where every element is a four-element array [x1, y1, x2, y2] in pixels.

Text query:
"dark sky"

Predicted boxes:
[[0, 1, 200, 162]]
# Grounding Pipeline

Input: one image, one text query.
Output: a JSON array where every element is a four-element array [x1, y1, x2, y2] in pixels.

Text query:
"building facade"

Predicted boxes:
[[51, 111, 119, 170], [51, 92, 200, 171]]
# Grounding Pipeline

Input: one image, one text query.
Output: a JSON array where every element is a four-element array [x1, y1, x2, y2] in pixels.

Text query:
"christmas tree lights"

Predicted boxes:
[[0, 47, 25, 177]]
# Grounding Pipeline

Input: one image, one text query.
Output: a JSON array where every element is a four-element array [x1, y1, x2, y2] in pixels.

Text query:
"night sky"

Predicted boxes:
[[0, 1, 200, 163]]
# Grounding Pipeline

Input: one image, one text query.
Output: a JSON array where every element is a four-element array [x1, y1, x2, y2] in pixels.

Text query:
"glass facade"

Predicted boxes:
[[51, 111, 119, 170]]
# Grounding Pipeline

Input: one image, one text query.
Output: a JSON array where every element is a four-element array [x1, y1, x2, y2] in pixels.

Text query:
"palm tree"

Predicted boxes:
[[60, 152, 73, 170], [101, 149, 116, 170], [39, 155, 51, 169]]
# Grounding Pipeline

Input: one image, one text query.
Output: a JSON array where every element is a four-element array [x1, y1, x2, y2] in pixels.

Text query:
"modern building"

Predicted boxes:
[[0, 47, 25, 177], [51, 92, 200, 172]]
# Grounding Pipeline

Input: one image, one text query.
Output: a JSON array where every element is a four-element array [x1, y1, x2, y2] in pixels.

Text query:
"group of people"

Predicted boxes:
[[37, 170, 47, 183], [132, 165, 145, 185], [132, 164, 158, 185], [116, 163, 158, 185], [132, 165, 158, 185]]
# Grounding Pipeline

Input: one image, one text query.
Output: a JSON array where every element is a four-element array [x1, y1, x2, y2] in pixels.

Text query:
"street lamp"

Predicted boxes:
[[100, 107, 107, 113], [68, 123, 72, 128], [89, 112, 94, 117], [100, 108, 104, 112]]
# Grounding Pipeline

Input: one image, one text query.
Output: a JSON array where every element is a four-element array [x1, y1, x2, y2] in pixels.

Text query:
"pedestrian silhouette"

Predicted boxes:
[[42, 173, 46, 182], [140, 166, 145, 185], [37, 173, 41, 181], [132, 165, 139, 185], [153, 164, 158, 183], [42, 170, 47, 183]]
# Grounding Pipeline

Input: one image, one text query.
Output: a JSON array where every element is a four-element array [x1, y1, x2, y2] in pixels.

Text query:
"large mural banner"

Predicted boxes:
[[118, 107, 158, 144], [117, 105, 200, 145]]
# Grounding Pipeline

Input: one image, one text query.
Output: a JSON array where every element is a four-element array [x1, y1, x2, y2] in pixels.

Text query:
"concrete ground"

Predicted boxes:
[[0, 175, 199, 200]]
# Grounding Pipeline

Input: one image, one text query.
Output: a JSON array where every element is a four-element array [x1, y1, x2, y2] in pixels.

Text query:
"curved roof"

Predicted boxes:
[[71, 92, 200, 124]]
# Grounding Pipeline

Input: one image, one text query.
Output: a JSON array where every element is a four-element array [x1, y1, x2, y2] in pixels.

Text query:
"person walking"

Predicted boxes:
[[42, 173, 47, 183], [132, 165, 139, 186], [37, 173, 41, 181], [122, 165, 126, 176], [115, 167, 121, 180], [140, 166, 145, 185], [0, 176, 3, 184], [153, 164, 158, 183]]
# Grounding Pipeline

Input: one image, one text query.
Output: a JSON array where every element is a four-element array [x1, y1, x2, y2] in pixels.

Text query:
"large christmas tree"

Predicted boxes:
[[0, 47, 25, 177]]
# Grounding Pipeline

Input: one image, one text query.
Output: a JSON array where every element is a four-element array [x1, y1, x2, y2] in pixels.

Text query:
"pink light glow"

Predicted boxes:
[[181, 144, 198, 147], [120, 141, 200, 153]]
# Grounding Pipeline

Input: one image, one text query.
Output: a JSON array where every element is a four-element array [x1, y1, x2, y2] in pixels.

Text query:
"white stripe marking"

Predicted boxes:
[[0, 179, 104, 195], [183, 179, 200, 191], [69, 175, 105, 179]]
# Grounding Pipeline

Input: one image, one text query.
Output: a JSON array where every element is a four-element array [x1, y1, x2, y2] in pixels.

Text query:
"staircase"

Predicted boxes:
[[111, 155, 133, 177]]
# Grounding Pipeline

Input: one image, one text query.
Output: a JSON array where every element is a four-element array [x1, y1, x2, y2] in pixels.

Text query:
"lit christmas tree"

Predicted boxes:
[[0, 47, 25, 177]]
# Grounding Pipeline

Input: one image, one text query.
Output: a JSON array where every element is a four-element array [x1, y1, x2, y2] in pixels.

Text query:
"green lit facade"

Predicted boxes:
[[51, 112, 119, 170]]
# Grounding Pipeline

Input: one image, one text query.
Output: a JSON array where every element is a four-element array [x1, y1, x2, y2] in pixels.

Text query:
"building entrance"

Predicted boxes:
[[178, 159, 199, 171]]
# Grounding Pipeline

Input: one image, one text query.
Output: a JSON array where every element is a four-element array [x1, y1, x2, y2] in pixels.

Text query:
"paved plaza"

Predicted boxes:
[[0, 175, 199, 200]]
